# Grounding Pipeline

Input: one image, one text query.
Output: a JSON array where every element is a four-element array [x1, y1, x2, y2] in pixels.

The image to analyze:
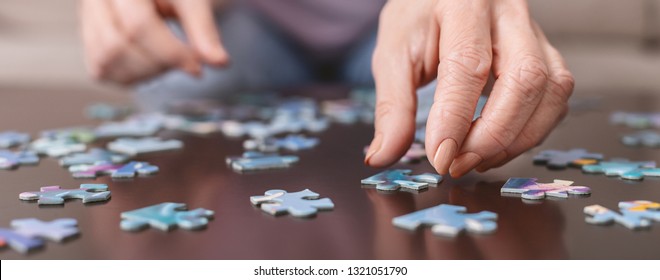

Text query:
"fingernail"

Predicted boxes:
[[364, 133, 383, 165], [449, 152, 483, 178], [433, 138, 457, 175]]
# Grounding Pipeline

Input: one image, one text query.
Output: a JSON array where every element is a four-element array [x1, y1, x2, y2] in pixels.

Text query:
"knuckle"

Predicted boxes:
[[374, 99, 398, 122], [551, 68, 575, 99], [123, 18, 153, 43], [503, 55, 548, 104], [439, 47, 492, 86], [482, 117, 519, 148], [432, 99, 474, 125]]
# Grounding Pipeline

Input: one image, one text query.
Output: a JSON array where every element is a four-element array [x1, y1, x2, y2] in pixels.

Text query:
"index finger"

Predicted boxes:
[[425, 0, 493, 175], [112, 0, 201, 75]]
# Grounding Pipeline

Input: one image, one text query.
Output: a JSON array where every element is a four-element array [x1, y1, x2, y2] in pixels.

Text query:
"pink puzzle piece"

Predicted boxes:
[[501, 177, 591, 200]]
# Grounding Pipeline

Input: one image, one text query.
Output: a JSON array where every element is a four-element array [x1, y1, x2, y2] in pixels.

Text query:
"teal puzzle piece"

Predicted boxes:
[[120, 202, 214, 232], [392, 204, 498, 237], [19, 184, 111, 205], [582, 159, 660, 180]]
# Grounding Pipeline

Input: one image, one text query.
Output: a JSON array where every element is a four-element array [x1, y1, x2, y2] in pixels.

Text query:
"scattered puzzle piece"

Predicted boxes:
[[11, 218, 79, 242], [533, 148, 603, 169], [162, 114, 221, 135], [584, 200, 660, 230], [582, 159, 660, 180], [0, 150, 39, 170], [41, 127, 96, 143], [361, 169, 442, 192], [19, 184, 111, 205], [0, 218, 80, 254], [501, 178, 591, 200], [0, 228, 44, 254], [621, 130, 660, 148], [29, 137, 86, 157], [120, 202, 214, 231], [69, 161, 159, 179], [85, 103, 132, 120], [95, 114, 163, 138], [108, 137, 183, 155], [244, 134, 319, 152], [59, 148, 131, 167], [250, 189, 334, 217], [392, 204, 498, 237], [0, 131, 30, 148], [226, 151, 299, 172], [610, 111, 660, 129]]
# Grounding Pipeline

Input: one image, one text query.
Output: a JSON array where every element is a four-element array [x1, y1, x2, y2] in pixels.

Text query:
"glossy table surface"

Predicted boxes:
[[1, 88, 659, 259]]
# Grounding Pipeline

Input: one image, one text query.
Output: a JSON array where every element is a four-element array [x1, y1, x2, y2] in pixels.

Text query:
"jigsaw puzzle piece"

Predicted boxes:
[[250, 189, 334, 217], [19, 184, 111, 205], [41, 127, 96, 143], [226, 151, 299, 172], [501, 178, 591, 200], [0, 228, 44, 254], [533, 148, 603, 169], [621, 130, 660, 148], [392, 204, 498, 237], [95, 114, 164, 138], [361, 169, 442, 192], [584, 200, 660, 229], [582, 160, 659, 180], [610, 111, 660, 129], [29, 137, 86, 157], [11, 218, 79, 242], [70, 161, 158, 179], [0, 150, 39, 170], [0, 131, 30, 148], [243, 134, 319, 152], [120, 202, 214, 231], [59, 148, 130, 166], [108, 137, 183, 155]]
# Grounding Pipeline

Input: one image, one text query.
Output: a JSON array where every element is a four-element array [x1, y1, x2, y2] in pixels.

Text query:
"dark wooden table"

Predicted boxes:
[[1, 88, 659, 259]]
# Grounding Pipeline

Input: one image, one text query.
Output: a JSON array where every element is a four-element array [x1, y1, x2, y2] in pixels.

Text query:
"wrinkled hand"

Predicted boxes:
[[79, 0, 228, 84], [365, 0, 574, 177]]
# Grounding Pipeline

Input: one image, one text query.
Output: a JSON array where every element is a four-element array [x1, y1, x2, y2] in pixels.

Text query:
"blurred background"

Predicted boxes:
[[1, 0, 660, 96]]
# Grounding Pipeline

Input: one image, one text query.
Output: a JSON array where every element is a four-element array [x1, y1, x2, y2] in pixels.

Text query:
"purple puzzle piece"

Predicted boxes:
[[501, 177, 591, 200], [0, 228, 44, 254]]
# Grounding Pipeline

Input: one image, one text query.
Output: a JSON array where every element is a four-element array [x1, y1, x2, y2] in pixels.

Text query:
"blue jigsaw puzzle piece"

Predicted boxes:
[[11, 218, 79, 242], [226, 151, 299, 172], [108, 137, 183, 155], [0, 150, 39, 170], [392, 204, 498, 237], [244, 134, 319, 152], [120, 202, 214, 231], [19, 184, 111, 205], [0, 131, 30, 148], [250, 189, 335, 217], [0, 228, 44, 254], [582, 159, 660, 180], [59, 148, 130, 166], [361, 169, 442, 191], [621, 130, 660, 148], [584, 200, 660, 229], [70, 161, 159, 179]]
